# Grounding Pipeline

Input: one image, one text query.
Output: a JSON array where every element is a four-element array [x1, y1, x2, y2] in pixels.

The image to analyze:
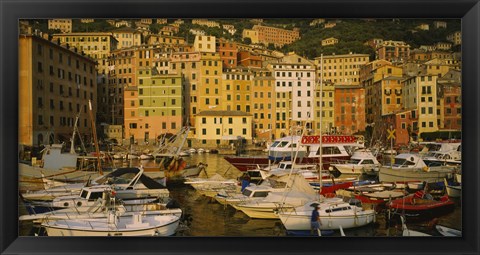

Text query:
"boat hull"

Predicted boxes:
[[43, 216, 179, 236], [387, 195, 455, 220], [378, 166, 455, 183], [224, 155, 350, 172], [278, 211, 376, 231]]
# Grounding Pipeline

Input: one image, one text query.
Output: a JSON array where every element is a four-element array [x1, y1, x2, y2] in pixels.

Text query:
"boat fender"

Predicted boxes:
[[422, 166, 430, 172]]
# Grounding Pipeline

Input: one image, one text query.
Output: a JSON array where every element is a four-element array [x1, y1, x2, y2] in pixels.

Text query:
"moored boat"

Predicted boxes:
[[329, 149, 381, 176], [42, 212, 180, 236], [224, 135, 364, 172], [386, 191, 455, 220], [278, 198, 376, 231], [378, 153, 458, 183]]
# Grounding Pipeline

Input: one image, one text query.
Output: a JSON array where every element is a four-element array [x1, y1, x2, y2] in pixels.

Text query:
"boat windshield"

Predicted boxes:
[[393, 158, 417, 167], [348, 159, 361, 164], [270, 141, 280, 148], [425, 144, 442, 151], [242, 189, 253, 196], [80, 190, 89, 199], [276, 141, 289, 148]]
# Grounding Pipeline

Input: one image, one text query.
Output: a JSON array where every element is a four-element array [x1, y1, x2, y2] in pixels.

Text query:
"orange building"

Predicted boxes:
[[437, 69, 462, 131], [334, 85, 365, 135], [376, 40, 410, 63], [252, 25, 300, 47], [19, 34, 97, 146], [216, 39, 238, 68], [238, 51, 263, 68]]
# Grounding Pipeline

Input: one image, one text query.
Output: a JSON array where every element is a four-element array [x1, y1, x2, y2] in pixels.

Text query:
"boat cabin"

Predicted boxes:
[[392, 154, 427, 168]]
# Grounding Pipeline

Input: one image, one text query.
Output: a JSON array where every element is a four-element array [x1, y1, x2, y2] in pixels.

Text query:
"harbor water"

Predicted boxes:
[[19, 153, 462, 237]]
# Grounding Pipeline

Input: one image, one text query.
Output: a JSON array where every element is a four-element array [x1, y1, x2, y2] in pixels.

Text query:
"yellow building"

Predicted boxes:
[[146, 34, 186, 46], [222, 67, 252, 113], [19, 34, 97, 146], [194, 35, 216, 53], [192, 19, 220, 28], [423, 58, 461, 76], [48, 19, 72, 33], [52, 32, 118, 74], [321, 37, 339, 46], [242, 29, 259, 44], [364, 64, 403, 124], [315, 53, 369, 85], [124, 69, 183, 144], [194, 110, 252, 148], [403, 74, 439, 136], [197, 52, 223, 114], [447, 31, 461, 45], [251, 68, 276, 140], [112, 27, 142, 49], [314, 81, 335, 134]]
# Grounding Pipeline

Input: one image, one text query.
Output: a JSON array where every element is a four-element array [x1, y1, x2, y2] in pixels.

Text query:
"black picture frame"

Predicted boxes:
[[1, 0, 479, 254]]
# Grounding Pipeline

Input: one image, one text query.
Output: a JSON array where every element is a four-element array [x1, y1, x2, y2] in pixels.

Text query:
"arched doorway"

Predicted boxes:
[[37, 134, 44, 147]]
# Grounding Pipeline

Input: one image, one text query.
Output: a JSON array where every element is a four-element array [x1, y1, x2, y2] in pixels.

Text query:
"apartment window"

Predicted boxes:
[[171, 122, 176, 129], [228, 118, 233, 124], [37, 62, 43, 72]]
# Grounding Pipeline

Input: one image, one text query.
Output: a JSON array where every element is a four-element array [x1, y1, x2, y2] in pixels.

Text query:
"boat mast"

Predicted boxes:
[[69, 114, 79, 154], [318, 54, 324, 196], [88, 100, 103, 175]]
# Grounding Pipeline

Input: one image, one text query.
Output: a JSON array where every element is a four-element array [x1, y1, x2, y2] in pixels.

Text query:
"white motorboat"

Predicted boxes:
[[189, 148, 197, 154], [435, 225, 461, 237], [215, 182, 285, 206], [329, 149, 381, 176], [378, 154, 458, 183], [42, 212, 180, 236], [20, 196, 182, 224], [24, 185, 169, 214], [232, 173, 318, 219], [232, 191, 317, 219], [278, 198, 376, 231], [185, 174, 239, 197], [22, 167, 169, 202], [422, 151, 461, 166], [197, 148, 205, 154]]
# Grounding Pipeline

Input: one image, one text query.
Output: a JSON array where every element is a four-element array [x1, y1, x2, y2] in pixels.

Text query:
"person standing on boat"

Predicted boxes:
[[311, 204, 322, 235], [240, 173, 251, 192]]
